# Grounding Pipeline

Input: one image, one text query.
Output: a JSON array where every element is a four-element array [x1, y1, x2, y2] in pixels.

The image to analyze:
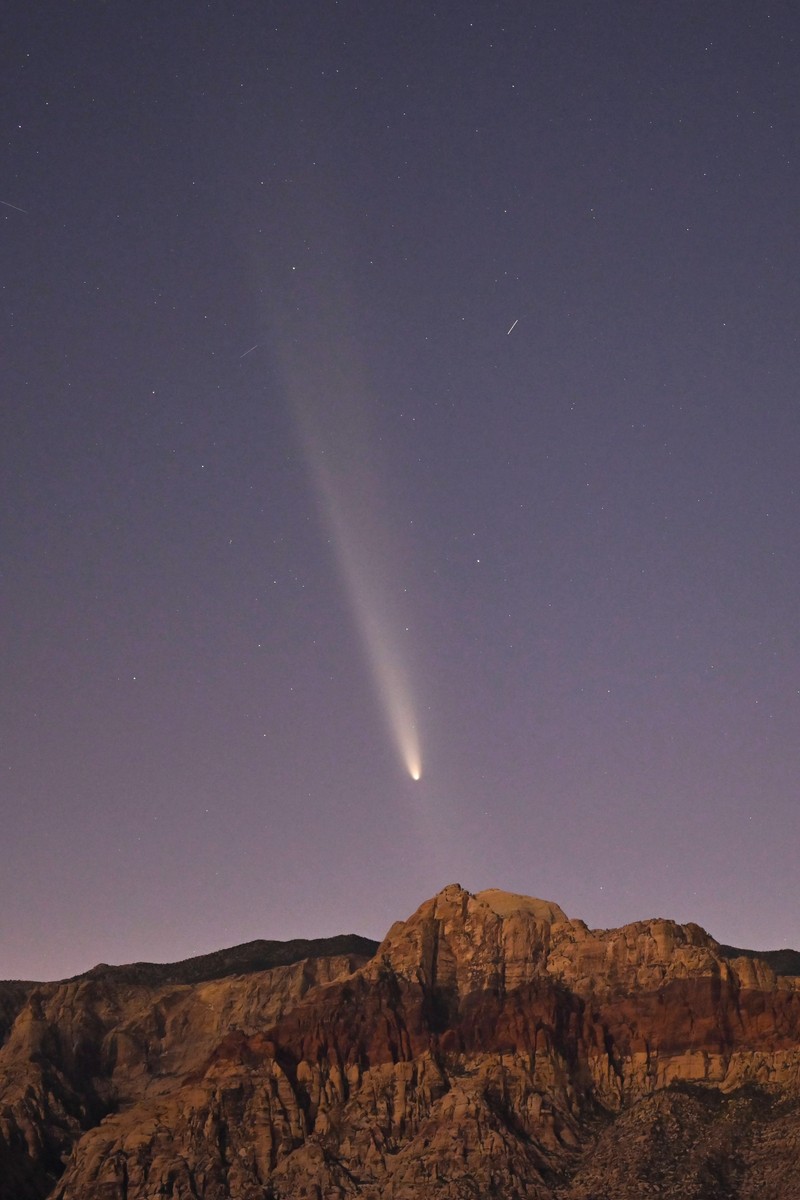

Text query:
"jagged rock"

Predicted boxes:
[[2, 885, 799, 1198], [0, 947, 371, 1200]]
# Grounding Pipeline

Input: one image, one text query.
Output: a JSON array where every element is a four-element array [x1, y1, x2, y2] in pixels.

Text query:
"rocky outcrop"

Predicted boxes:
[[2, 885, 800, 1199], [0, 943, 373, 1200]]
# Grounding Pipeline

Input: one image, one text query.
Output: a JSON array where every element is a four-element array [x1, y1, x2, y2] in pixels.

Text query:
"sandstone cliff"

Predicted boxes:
[[2, 886, 799, 1199]]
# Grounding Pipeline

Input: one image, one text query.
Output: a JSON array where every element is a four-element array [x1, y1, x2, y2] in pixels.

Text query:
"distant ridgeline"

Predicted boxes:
[[71, 933, 381, 987], [718, 943, 800, 978]]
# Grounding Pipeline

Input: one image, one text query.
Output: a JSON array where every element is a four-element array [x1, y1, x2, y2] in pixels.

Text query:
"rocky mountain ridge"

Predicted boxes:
[[2, 884, 799, 1199]]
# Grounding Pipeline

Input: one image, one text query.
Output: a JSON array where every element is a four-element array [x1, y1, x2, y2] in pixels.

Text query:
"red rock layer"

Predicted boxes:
[[2, 885, 799, 1199]]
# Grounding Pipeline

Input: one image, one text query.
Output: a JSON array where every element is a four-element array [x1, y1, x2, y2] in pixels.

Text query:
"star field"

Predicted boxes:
[[2, 2, 800, 980]]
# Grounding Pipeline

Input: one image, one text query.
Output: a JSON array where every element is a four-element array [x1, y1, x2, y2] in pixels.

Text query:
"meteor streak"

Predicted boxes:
[[507, 318, 518, 335]]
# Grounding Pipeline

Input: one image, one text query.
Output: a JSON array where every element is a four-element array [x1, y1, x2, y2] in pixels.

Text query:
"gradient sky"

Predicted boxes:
[[3, 2, 800, 981]]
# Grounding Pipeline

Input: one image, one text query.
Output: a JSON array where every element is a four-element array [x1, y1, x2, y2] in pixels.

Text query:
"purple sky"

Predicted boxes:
[[3, 3, 800, 981]]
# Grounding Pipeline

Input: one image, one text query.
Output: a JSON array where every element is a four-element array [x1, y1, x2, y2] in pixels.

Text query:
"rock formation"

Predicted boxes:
[[1, 885, 799, 1198]]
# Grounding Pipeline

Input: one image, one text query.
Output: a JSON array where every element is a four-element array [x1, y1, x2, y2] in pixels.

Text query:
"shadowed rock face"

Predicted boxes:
[[2, 886, 800, 1199], [0, 981, 34, 1045]]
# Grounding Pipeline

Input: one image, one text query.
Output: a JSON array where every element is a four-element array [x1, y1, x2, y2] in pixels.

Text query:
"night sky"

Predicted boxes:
[[4, 3, 800, 982]]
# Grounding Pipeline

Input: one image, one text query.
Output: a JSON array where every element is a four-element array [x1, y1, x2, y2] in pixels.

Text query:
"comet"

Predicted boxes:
[[268, 270, 424, 783], [298, 414, 423, 783], [324, 501, 423, 783]]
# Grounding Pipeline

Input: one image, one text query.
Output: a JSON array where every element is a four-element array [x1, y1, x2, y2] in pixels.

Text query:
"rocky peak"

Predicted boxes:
[[370, 884, 770, 1004], [476, 887, 568, 923], [371, 883, 573, 996]]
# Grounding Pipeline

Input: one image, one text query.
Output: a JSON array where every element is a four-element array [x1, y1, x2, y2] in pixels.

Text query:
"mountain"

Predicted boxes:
[[69, 933, 381, 988], [1, 884, 799, 1199], [716, 943, 800, 980]]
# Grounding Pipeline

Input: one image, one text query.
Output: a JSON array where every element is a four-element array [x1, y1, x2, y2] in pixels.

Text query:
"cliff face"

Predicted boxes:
[[2, 886, 799, 1200], [0, 946, 373, 1200]]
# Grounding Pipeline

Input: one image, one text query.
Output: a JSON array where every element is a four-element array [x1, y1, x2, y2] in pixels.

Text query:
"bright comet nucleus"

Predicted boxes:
[[277, 295, 424, 786], [297, 414, 424, 783]]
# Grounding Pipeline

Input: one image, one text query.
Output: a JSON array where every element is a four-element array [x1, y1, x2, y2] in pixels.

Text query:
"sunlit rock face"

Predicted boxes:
[[2, 886, 800, 1199]]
